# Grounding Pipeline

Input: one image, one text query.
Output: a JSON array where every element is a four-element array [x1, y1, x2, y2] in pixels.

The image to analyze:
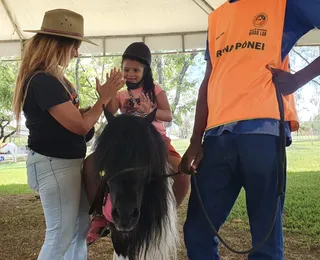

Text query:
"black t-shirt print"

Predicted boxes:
[[123, 97, 142, 116], [23, 72, 86, 159], [70, 90, 80, 108]]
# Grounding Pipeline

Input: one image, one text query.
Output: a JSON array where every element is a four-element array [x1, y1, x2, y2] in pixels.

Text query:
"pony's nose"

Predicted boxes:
[[113, 207, 140, 219], [130, 208, 139, 219], [112, 207, 141, 232]]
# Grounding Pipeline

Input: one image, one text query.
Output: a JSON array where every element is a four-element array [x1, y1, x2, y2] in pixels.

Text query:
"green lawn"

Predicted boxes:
[[224, 140, 320, 244], [0, 162, 31, 195], [0, 140, 319, 244]]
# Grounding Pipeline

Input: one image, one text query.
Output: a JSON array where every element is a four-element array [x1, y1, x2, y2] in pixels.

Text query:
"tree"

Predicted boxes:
[[65, 53, 205, 135], [152, 52, 205, 129], [178, 111, 195, 139], [0, 61, 19, 143], [289, 46, 320, 119], [65, 56, 122, 139], [66, 56, 122, 109], [64, 52, 206, 140]]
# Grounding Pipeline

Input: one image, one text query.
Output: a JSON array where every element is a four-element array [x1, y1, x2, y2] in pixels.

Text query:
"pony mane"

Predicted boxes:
[[94, 113, 177, 259]]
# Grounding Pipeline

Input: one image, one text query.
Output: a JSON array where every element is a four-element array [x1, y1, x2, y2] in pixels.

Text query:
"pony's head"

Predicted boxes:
[[94, 106, 169, 233]]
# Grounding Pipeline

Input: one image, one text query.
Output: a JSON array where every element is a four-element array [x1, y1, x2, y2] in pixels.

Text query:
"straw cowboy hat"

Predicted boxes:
[[24, 9, 97, 45]]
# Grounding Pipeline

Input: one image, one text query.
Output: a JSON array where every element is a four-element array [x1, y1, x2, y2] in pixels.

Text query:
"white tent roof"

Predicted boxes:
[[0, 0, 319, 59]]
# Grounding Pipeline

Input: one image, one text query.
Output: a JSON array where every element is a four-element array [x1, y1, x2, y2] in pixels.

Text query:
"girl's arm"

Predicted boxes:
[[154, 90, 172, 122]]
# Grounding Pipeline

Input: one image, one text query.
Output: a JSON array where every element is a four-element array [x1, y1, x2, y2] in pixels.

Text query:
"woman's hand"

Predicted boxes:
[[96, 68, 125, 103]]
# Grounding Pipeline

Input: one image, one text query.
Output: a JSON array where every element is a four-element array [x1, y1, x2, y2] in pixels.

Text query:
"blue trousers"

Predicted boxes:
[[184, 134, 285, 260], [27, 151, 90, 260]]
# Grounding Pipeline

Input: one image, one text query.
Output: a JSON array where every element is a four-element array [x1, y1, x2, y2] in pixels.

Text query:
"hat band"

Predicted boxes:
[[41, 27, 84, 37]]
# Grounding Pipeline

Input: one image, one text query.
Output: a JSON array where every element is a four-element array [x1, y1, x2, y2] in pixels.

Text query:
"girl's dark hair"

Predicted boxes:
[[121, 57, 156, 103], [141, 65, 156, 103]]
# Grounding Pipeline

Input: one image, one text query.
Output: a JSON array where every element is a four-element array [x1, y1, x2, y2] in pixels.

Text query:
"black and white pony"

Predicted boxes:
[[91, 106, 179, 260]]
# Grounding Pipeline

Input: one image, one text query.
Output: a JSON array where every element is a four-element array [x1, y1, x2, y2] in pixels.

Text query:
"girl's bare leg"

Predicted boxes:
[[168, 155, 190, 207], [82, 153, 108, 246], [82, 153, 101, 205]]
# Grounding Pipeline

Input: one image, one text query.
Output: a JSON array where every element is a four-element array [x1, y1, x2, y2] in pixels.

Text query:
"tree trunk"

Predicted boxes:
[[0, 119, 16, 143], [0, 120, 9, 141], [154, 56, 164, 85], [101, 62, 105, 83], [3, 130, 16, 143], [171, 52, 197, 117], [75, 58, 80, 92]]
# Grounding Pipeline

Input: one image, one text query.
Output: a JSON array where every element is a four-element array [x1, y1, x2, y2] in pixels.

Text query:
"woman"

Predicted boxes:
[[84, 42, 190, 245], [12, 9, 124, 260]]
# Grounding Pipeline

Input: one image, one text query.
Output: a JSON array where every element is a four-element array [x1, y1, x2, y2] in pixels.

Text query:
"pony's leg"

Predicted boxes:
[[7, 145, 17, 163], [82, 152, 109, 246], [12, 151, 17, 162], [9, 150, 15, 163], [168, 155, 190, 207], [113, 251, 129, 260], [14, 146, 18, 162]]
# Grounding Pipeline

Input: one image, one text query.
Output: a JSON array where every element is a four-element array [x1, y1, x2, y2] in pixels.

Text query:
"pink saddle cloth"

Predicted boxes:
[[103, 193, 113, 223]]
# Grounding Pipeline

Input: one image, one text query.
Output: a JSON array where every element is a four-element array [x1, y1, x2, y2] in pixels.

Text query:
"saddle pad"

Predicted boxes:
[[103, 193, 113, 223]]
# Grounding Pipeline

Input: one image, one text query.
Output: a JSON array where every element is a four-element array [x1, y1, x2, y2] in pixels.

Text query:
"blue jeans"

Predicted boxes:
[[26, 151, 90, 260], [184, 134, 285, 260]]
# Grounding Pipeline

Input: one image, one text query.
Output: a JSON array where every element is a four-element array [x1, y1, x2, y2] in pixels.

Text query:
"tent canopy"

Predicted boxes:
[[0, 0, 319, 59]]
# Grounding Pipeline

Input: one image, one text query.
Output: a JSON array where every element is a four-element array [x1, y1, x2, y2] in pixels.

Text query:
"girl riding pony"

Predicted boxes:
[[84, 42, 190, 245]]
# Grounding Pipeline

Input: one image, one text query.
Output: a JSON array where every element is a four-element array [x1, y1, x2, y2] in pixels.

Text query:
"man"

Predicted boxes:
[[180, 0, 320, 259]]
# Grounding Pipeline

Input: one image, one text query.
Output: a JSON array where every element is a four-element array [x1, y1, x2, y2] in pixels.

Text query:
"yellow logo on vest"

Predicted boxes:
[[249, 13, 268, 37], [216, 41, 265, 58], [253, 13, 268, 28]]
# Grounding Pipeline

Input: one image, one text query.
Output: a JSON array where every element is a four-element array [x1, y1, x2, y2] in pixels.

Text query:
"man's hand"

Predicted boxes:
[[179, 139, 203, 175], [267, 65, 302, 96]]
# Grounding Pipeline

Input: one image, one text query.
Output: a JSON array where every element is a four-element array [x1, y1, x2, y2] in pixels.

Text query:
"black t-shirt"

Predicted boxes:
[[23, 72, 87, 159]]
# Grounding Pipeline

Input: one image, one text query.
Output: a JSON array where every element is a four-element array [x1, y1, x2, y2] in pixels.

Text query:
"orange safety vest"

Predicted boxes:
[[206, 0, 299, 132]]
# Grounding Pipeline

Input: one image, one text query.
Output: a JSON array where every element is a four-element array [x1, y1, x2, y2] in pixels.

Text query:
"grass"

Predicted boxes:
[[0, 140, 190, 196], [0, 139, 320, 259], [0, 162, 32, 195], [224, 140, 320, 242]]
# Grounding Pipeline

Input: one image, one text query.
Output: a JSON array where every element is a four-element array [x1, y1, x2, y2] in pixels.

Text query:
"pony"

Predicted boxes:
[[90, 106, 179, 260], [0, 142, 18, 162]]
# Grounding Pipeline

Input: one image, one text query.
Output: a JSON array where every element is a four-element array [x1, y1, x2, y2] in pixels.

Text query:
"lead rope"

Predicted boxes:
[[177, 85, 286, 255]]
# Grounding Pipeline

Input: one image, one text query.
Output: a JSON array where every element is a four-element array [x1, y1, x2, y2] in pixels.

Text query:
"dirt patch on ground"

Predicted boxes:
[[0, 194, 319, 260]]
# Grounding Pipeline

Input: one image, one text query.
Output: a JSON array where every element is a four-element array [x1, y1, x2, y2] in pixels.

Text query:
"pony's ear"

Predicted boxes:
[[144, 108, 157, 125], [102, 104, 115, 123]]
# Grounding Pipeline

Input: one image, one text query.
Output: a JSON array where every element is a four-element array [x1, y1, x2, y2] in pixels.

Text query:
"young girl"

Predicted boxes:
[[85, 42, 190, 245]]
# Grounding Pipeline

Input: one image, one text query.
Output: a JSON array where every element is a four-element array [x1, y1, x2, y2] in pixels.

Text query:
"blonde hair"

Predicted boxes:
[[12, 33, 81, 123]]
